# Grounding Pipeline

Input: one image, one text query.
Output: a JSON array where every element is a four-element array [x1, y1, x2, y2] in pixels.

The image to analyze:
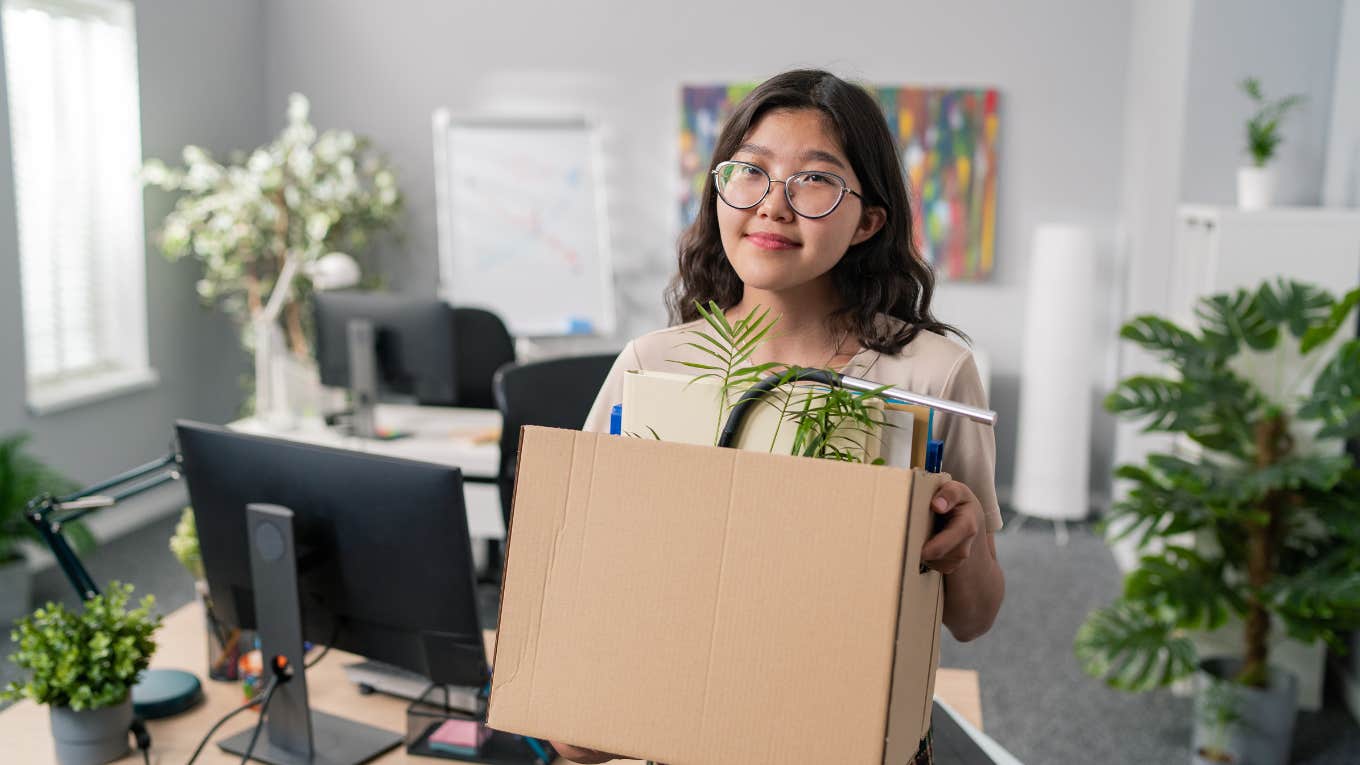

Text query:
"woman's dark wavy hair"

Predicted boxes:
[[665, 69, 964, 352]]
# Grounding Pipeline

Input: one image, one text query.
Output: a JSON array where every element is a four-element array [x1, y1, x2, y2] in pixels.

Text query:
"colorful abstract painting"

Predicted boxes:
[[680, 84, 1000, 281]]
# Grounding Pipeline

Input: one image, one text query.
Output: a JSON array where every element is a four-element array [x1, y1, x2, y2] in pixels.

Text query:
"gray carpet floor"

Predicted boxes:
[[3, 512, 1358, 764]]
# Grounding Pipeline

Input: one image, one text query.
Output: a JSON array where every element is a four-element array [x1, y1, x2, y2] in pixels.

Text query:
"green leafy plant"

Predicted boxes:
[[1197, 675, 1245, 762], [3, 583, 161, 710], [0, 433, 92, 565], [141, 93, 402, 361], [1075, 279, 1360, 692], [670, 301, 888, 462], [1240, 77, 1304, 167], [168, 507, 203, 581]]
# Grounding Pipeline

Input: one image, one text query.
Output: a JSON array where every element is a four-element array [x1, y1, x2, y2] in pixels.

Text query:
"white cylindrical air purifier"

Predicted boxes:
[[1011, 224, 1097, 526]]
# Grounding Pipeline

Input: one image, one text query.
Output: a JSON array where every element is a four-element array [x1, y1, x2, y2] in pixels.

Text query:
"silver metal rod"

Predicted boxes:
[[838, 373, 998, 427]]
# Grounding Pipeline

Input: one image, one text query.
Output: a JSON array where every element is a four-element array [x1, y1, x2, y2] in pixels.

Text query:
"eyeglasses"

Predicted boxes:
[[712, 160, 863, 219]]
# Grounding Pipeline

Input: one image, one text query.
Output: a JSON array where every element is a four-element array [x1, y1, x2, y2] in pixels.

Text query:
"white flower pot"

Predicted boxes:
[[1237, 166, 1275, 210]]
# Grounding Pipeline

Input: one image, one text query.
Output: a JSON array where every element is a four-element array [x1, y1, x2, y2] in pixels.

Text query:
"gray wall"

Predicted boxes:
[[1324, 0, 1360, 207], [1180, 0, 1343, 207], [261, 0, 1137, 494], [0, 0, 264, 482]]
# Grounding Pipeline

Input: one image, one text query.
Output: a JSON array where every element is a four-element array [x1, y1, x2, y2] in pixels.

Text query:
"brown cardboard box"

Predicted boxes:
[[488, 426, 946, 765]]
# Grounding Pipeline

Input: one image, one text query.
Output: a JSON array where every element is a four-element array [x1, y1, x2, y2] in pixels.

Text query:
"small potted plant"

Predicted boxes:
[[0, 433, 91, 627], [1237, 77, 1304, 210], [3, 582, 161, 765], [1075, 279, 1360, 764]]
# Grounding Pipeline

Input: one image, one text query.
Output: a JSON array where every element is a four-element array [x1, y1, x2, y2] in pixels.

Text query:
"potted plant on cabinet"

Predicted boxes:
[[2, 582, 161, 765], [0, 433, 91, 627], [1237, 77, 1304, 210], [1075, 279, 1360, 765]]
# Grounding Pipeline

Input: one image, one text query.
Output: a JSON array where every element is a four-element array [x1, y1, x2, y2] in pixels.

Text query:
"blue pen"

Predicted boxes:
[[523, 736, 550, 764]]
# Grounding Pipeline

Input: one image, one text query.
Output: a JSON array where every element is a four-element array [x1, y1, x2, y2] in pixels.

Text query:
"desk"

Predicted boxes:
[[230, 404, 505, 540], [0, 602, 983, 764]]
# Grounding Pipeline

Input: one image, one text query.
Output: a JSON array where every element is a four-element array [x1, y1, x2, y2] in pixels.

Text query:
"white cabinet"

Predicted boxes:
[[1172, 206, 1360, 324]]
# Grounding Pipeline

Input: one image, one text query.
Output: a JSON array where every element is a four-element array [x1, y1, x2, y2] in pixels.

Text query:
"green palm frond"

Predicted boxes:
[[1119, 315, 1221, 366], [1265, 551, 1360, 649], [1194, 289, 1279, 354], [1124, 546, 1241, 631], [1301, 287, 1360, 353], [1254, 279, 1334, 340], [1298, 338, 1360, 440], [1075, 600, 1198, 691], [1232, 454, 1353, 503]]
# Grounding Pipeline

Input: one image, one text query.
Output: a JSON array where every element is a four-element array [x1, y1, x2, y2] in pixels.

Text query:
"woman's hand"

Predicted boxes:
[[550, 741, 621, 763], [920, 480, 982, 574]]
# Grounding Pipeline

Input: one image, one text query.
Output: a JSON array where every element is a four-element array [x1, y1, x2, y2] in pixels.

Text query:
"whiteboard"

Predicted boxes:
[[432, 111, 615, 337]]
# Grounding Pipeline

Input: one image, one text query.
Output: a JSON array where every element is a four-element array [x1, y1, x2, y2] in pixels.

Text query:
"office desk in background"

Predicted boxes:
[[230, 404, 506, 540], [0, 601, 984, 764]]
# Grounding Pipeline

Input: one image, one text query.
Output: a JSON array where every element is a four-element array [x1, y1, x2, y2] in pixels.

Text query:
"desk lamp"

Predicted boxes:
[[25, 452, 204, 720]]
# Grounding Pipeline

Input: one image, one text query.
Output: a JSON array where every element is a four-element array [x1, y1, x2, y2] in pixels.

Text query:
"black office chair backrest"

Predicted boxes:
[[451, 307, 516, 410], [492, 353, 618, 527]]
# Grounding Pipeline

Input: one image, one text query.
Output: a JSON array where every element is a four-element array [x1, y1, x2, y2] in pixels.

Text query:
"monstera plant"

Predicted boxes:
[[1075, 279, 1360, 764]]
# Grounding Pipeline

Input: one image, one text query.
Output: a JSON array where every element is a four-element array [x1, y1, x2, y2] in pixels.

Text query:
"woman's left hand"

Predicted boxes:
[[920, 480, 983, 575]]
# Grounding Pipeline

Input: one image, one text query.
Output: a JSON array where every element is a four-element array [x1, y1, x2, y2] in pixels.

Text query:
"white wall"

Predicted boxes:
[[1179, 0, 1343, 207], [1324, 0, 1360, 207], [261, 0, 1137, 493], [0, 0, 264, 481]]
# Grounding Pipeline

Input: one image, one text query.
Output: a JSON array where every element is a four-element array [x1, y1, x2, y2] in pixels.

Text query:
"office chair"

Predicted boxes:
[[451, 307, 517, 409], [492, 353, 618, 531]]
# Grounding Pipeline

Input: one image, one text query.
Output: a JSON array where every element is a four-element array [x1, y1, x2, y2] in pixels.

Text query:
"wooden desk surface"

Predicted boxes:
[[0, 601, 981, 763]]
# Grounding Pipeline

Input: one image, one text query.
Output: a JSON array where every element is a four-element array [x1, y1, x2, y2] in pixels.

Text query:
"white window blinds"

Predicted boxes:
[[3, 0, 154, 411]]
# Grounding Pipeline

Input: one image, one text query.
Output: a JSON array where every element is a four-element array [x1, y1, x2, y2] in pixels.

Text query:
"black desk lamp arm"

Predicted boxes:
[[25, 452, 181, 603]]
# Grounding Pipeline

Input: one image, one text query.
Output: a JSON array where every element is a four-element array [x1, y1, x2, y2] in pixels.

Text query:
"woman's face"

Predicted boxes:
[[716, 108, 884, 295]]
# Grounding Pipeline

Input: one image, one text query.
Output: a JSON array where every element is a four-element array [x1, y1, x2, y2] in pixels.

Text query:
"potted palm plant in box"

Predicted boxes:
[[0, 434, 91, 627], [3, 582, 161, 765], [1075, 279, 1360, 765]]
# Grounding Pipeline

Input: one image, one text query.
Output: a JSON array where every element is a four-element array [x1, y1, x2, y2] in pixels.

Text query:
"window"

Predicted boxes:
[[2, 0, 155, 413]]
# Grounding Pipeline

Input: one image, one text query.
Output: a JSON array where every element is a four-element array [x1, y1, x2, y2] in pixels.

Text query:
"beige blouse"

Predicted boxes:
[[582, 315, 1003, 533]]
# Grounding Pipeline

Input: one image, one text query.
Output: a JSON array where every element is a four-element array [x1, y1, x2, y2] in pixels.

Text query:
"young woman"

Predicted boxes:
[[555, 69, 1004, 765]]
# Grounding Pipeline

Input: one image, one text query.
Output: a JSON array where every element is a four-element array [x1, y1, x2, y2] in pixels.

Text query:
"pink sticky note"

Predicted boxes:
[[429, 718, 491, 748]]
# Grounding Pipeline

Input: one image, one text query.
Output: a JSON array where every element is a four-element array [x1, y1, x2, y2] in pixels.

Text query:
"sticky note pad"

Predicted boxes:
[[429, 718, 490, 750]]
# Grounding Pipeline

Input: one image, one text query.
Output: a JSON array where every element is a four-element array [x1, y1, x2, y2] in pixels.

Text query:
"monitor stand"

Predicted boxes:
[[346, 318, 379, 440], [218, 503, 402, 765]]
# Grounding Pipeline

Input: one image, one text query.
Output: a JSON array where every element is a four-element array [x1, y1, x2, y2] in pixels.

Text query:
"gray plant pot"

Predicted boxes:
[[0, 553, 32, 627], [1191, 657, 1298, 765], [48, 695, 132, 765]]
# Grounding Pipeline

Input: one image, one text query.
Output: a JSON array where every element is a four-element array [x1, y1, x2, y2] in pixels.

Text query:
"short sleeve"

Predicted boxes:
[[934, 352, 1003, 532], [581, 341, 640, 433]]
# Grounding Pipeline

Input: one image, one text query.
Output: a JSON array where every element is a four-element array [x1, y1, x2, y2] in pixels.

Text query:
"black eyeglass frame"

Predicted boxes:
[[711, 160, 865, 220]]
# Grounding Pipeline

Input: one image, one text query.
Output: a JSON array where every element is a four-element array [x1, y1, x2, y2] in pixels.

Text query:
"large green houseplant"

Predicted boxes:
[[0, 434, 91, 627], [1075, 279, 1360, 764]]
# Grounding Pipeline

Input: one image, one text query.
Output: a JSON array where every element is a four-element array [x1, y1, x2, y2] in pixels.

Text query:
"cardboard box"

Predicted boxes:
[[488, 426, 947, 765]]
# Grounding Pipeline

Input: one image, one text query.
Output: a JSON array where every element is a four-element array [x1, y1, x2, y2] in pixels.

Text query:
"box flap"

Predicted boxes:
[[883, 470, 948, 758], [489, 427, 921, 764]]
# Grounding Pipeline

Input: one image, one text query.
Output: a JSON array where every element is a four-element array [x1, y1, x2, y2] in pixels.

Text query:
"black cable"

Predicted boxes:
[[239, 676, 282, 764], [184, 677, 275, 765], [304, 620, 341, 669]]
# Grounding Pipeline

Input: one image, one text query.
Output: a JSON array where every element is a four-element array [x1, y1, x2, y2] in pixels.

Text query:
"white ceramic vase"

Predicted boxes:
[[1237, 166, 1275, 210]]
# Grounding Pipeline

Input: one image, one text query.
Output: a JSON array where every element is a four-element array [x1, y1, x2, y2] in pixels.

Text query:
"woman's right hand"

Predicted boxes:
[[550, 741, 621, 763]]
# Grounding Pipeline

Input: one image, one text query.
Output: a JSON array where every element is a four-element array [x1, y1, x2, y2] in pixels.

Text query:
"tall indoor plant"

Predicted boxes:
[[3, 583, 161, 765], [141, 93, 402, 421], [1075, 280, 1360, 764], [1236, 77, 1304, 210], [0, 433, 90, 627]]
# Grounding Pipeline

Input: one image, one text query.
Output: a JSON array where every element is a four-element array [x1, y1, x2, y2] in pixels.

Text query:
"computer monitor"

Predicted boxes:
[[314, 291, 460, 407], [176, 420, 487, 764]]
